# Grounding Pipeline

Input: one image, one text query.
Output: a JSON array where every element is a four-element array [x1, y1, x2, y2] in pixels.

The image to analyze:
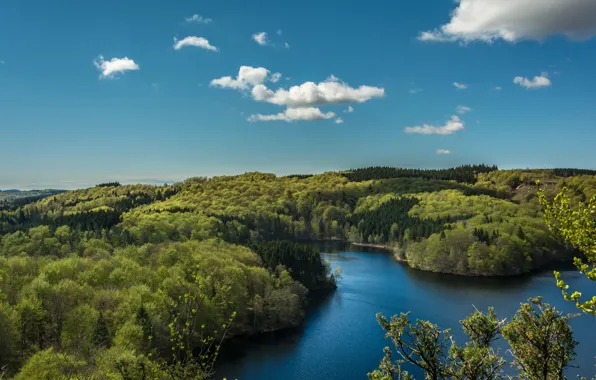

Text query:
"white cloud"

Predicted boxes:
[[418, 0, 596, 43], [277, 29, 283, 35], [285, 42, 290, 49], [252, 32, 268, 45], [409, 88, 423, 94], [513, 74, 552, 89], [93, 55, 139, 78], [436, 149, 452, 155], [404, 115, 465, 135], [250, 75, 385, 107], [210, 66, 270, 90], [335, 118, 344, 124], [456, 105, 472, 114], [453, 82, 468, 90], [495, 86, 502, 90], [212, 67, 384, 122], [173, 36, 218, 51], [185, 14, 212, 24], [248, 107, 336, 122]]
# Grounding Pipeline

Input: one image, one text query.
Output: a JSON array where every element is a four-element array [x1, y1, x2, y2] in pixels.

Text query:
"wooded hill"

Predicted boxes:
[[1, 165, 595, 378]]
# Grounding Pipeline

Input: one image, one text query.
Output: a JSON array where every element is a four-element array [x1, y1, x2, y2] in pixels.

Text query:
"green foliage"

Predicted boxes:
[[96, 182, 122, 187], [502, 297, 578, 379], [13, 347, 87, 380], [253, 241, 336, 290], [93, 311, 111, 348], [370, 299, 578, 379], [344, 164, 498, 183], [539, 185, 596, 314], [1, 166, 595, 377]]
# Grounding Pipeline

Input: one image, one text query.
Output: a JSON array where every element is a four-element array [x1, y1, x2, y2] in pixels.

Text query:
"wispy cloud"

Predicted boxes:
[[495, 86, 502, 91], [335, 118, 344, 124], [185, 14, 212, 24], [405, 115, 465, 135], [453, 82, 468, 90], [252, 32, 268, 45], [409, 88, 423, 94], [418, 0, 596, 43], [173, 36, 218, 51], [93, 55, 139, 78], [436, 149, 452, 155], [270, 72, 282, 83], [277, 29, 283, 36], [248, 107, 336, 122], [513, 74, 552, 89], [344, 106, 354, 113], [456, 105, 472, 114]]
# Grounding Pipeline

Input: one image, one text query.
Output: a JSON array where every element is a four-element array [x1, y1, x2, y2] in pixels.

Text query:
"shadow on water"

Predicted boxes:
[[216, 289, 337, 369]]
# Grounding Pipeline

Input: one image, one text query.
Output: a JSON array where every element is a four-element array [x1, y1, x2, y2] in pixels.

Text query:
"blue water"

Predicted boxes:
[[217, 243, 596, 379]]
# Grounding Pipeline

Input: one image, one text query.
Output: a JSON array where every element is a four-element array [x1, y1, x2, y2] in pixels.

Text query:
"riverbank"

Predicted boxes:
[[346, 242, 408, 263]]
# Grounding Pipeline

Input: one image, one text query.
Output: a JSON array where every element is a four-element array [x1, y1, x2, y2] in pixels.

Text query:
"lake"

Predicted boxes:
[[217, 242, 596, 379]]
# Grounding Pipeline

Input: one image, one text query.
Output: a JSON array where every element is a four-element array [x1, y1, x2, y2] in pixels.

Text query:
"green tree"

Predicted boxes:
[[370, 299, 579, 379], [93, 311, 110, 348], [538, 186, 596, 314], [502, 297, 578, 379]]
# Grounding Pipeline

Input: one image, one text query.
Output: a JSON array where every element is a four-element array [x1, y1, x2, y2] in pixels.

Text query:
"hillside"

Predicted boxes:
[[1, 165, 596, 378], [3, 165, 595, 276], [0, 189, 65, 209]]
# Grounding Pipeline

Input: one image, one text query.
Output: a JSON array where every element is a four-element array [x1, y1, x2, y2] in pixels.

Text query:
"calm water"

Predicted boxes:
[[217, 242, 596, 379]]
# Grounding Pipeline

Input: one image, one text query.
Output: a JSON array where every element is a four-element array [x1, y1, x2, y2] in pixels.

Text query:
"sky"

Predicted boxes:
[[1, 0, 596, 189]]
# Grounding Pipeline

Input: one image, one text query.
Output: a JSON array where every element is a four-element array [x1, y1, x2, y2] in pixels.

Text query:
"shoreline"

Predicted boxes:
[[346, 242, 409, 263]]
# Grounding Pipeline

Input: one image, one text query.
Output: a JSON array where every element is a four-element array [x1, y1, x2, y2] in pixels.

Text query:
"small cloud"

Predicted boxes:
[[0, 60, 4, 64], [252, 32, 268, 46], [436, 149, 452, 155], [344, 106, 354, 113], [456, 105, 471, 114], [404, 115, 465, 135], [277, 29, 283, 36], [185, 14, 212, 24], [152, 82, 159, 91], [495, 86, 502, 90], [513, 74, 552, 89], [409, 88, 423, 94], [453, 82, 468, 90], [210, 66, 270, 90], [174, 36, 218, 51], [270, 72, 282, 83], [335, 118, 344, 124], [285, 42, 290, 49], [93, 55, 139, 78], [248, 107, 336, 122]]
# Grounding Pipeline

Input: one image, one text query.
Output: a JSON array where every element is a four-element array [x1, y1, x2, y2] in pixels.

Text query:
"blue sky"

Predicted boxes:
[[1, 0, 596, 189]]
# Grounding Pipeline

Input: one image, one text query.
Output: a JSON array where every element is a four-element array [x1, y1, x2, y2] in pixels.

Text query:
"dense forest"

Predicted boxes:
[[1, 165, 595, 378]]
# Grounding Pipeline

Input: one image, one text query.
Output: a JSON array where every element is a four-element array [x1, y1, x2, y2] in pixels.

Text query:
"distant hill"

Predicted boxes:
[[0, 189, 66, 205]]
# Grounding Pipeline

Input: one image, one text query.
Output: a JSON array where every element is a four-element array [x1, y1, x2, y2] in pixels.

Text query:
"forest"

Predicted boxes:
[[1, 165, 595, 378]]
